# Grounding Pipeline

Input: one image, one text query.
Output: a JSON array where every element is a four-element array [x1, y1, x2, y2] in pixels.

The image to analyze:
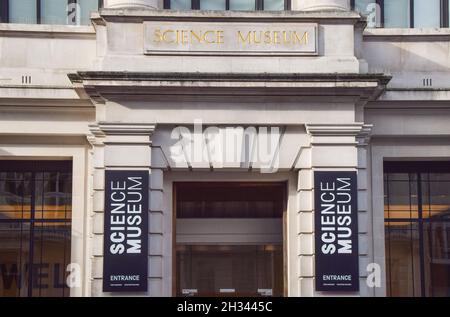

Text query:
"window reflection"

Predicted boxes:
[[385, 222, 422, 296], [200, 0, 226, 10], [0, 223, 30, 297], [424, 222, 450, 296], [41, 0, 68, 25], [413, 0, 440, 28], [78, 0, 100, 25], [384, 173, 419, 219], [177, 245, 283, 297], [171, 0, 191, 10], [0, 161, 72, 297], [176, 182, 284, 218], [8, 0, 37, 24], [167, 0, 288, 11], [384, 164, 450, 297], [5, 0, 99, 26], [230, 0, 255, 10], [264, 0, 284, 10]]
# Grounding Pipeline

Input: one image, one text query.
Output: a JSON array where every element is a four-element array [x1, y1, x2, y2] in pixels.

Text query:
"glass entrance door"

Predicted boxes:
[[176, 244, 283, 297], [174, 182, 285, 297]]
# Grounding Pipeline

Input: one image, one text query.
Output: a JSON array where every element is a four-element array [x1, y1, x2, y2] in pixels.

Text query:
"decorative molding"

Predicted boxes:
[[305, 123, 365, 136], [92, 122, 156, 136], [68, 72, 391, 101], [356, 124, 373, 146], [97, 8, 361, 24], [87, 122, 155, 148]]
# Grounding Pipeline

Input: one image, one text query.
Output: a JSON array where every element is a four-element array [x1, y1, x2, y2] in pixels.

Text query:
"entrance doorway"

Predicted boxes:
[[174, 182, 285, 297]]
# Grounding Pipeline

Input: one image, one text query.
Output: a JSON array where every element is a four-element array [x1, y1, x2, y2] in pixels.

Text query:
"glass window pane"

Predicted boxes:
[[384, 0, 410, 28], [264, 0, 284, 10], [77, 0, 99, 25], [31, 223, 71, 297], [177, 245, 282, 296], [354, 0, 375, 14], [384, 174, 419, 219], [230, 0, 255, 11], [424, 222, 450, 297], [41, 0, 68, 25], [200, 0, 226, 10], [176, 183, 284, 218], [422, 173, 450, 220], [0, 175, 32, 220], [9, 0, 37, 24], [428, 180, 450, 219], [414, 0, 440, 28], [35, 172, 72, 220], [354, 0, 379, 27], [385, 222, 422, 297], [0, 222, 30, 297], [171, 0, 191, 10]]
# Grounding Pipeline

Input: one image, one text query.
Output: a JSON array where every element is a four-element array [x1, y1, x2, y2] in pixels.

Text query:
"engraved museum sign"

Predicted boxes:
[[144, 21, 318, 56]]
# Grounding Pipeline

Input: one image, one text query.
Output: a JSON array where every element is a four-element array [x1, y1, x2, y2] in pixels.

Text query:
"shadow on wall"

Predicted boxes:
[[362, 33, 450, 88]]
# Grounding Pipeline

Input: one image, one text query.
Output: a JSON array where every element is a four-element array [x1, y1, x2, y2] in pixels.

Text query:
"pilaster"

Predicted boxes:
[[296, 123, 371, 296], [86, 122, 165, 296]]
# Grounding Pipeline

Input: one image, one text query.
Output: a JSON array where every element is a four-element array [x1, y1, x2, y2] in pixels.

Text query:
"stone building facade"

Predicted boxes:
[[0, 0, 449, 297]]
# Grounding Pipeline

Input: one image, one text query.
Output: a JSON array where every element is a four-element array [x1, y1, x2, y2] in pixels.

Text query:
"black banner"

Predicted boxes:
[[103, 170, 149, 292], [314, 171, 359, 292]]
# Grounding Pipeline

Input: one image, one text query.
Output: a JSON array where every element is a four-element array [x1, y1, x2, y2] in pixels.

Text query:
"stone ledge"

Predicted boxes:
[[0, 23, 95, 38], [96, 8, 361, 23], [364, 28, 450, 41]]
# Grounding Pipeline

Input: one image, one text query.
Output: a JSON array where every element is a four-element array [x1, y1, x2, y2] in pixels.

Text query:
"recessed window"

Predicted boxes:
[[0, 0, 102, 25], [165, 0, 290, 11], [352, 0, 450, 28], [0, 161, 72, 297], [264, 0, 284, 10], [8, 0, 37, 24], [384, 0, 410, 28], [171, 0, 191, 9], [384, 162, 450, 297], [176, 182, 285, 218], [200, 0, 226, 10], [229, 0, 255, 10], [414, 0, 441, 28], [41, 0, 68, 25]]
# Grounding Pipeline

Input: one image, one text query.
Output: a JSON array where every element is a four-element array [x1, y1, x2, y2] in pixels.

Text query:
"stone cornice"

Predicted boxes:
[[90, 122, 156, 136], [356, 124, 373, 145], [69, 72, 391, 101], [305, 123, 365, 136], [94, 9, 362, 24], [70, 72, 391, 84]]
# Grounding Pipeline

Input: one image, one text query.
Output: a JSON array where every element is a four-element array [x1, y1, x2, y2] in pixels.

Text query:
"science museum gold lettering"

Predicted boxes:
[[144, 22, 317, 55]]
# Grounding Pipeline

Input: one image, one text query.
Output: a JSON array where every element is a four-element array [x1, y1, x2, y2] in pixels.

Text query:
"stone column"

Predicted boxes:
[[356, 124, 374, 296], [292, 0, 350, 11], [87, 122, 161, 296], [297, 123, 369, 296], [103, 0, 161, 9]]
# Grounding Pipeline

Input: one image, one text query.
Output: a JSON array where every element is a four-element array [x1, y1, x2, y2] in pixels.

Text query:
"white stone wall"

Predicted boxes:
[[1, 8, 450, 298]]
